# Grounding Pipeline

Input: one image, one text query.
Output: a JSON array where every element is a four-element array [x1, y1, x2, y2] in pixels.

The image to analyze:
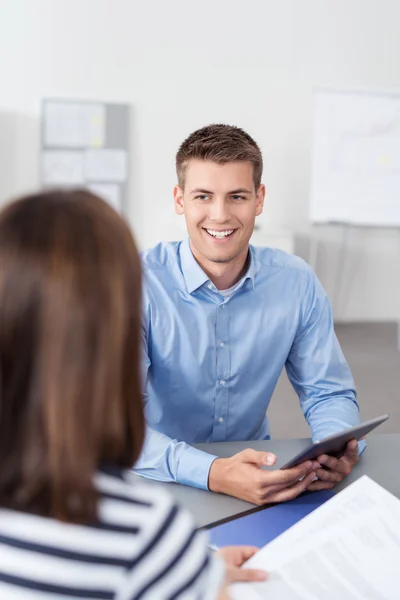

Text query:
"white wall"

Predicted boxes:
[[1, 0, 400, 320]]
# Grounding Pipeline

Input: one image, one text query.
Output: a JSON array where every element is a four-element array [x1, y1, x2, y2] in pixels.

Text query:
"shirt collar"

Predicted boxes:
[[179, 238, 256, 294], [179, 238, 209, 294], [246, 246, 256, 290]]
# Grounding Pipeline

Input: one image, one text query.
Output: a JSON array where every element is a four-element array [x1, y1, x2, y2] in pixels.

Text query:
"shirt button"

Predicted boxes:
[[218, 417, 224, 423], [220, 380, 226, 386], [208, 283, 213, 290], [220, 304, 225, 309], [219, 342, 225, 348]]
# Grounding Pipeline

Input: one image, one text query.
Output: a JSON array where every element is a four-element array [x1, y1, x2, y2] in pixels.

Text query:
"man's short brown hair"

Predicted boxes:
[[176, 124, 263, 190]]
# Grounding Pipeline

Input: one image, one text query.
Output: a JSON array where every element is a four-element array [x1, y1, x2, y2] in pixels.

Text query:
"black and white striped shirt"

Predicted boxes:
[[0, 469, 224, 599]]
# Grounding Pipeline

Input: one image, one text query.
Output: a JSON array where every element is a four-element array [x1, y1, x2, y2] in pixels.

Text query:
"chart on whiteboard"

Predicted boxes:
[[310, 88, 400, 226]]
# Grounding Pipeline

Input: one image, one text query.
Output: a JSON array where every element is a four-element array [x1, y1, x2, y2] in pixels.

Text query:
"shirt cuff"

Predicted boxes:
[[176, 445, 217, 490], [358, 438, 367, 455]]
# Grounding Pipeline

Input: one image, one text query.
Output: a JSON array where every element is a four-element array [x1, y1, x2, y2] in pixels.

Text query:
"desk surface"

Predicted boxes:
[[137, 434, 399, 528]]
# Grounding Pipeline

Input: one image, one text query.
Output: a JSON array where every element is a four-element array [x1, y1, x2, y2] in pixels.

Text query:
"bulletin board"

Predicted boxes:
[[41, 99, 130, 212]]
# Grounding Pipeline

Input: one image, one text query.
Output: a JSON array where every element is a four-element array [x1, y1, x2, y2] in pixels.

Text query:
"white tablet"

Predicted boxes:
[[280, 414, 389, 470]]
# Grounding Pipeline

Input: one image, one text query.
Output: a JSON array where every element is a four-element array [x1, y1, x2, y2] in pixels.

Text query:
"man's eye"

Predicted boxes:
[[195, 195, 210, 201], [231, 195, 245, 201]]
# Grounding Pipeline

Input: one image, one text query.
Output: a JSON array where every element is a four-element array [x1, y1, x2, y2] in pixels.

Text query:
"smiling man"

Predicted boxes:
[[134, 124, 361, 504]]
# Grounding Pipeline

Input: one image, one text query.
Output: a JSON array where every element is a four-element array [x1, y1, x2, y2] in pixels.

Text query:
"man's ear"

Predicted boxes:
[[256, 184, 266, 216], [174, 185, 184, 215]]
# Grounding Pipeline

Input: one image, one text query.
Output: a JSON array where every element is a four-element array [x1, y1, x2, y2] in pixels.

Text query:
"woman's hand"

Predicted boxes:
[[216, 545, 268, 583]]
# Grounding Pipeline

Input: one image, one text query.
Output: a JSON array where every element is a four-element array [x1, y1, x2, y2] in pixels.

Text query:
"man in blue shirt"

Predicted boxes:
[[134, 124, 361, 504]]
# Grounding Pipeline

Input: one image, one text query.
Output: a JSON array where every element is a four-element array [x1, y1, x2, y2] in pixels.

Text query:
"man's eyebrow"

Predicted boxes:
[[190, 188, 214, 194], [190, 188, 252, 194]]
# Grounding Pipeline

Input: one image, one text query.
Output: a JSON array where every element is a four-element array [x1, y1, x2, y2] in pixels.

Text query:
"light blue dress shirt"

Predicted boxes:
[[134, 238, 361, 490]]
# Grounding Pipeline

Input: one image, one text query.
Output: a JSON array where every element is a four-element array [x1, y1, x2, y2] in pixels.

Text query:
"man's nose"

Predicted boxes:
[[208, 198, 230, 222]]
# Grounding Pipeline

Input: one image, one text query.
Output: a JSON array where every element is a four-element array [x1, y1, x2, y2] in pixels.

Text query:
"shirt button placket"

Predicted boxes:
[[214, 303, 229, 440]]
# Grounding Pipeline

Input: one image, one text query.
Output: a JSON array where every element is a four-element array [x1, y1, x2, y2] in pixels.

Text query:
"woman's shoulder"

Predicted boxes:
[[96, 469, 225, 599], [96, 468, 179, 515], [95, 468, 196, 543]]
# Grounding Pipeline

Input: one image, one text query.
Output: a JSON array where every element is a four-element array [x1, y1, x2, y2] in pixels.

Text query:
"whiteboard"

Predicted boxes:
[[310, 88, 400, 226]]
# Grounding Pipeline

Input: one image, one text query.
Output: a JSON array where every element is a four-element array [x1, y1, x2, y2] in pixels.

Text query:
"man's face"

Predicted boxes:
[[174, 160, 265, 265]]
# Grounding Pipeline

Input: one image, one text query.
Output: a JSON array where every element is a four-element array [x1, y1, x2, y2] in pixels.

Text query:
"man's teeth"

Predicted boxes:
[[206, 229, 234, 239]]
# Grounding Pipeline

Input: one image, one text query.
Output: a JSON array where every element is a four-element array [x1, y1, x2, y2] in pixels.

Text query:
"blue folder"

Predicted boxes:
[[208, 490, 335, 548]]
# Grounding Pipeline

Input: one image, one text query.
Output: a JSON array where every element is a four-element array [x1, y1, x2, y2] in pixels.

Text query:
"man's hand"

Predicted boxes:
[[306, 439, 359, 491], [217, 546, 268, 583], [208, 449, 318, 505]]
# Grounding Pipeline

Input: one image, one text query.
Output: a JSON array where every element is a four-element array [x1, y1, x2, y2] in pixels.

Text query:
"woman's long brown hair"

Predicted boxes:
[[0, 190, 144, 523]]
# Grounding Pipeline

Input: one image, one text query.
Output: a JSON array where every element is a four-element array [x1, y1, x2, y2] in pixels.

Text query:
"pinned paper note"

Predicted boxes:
[[44, 102, 105, 148], [43, 151, 85, 185], [84, 149, 127, 182], [88, 183, 121, 212]]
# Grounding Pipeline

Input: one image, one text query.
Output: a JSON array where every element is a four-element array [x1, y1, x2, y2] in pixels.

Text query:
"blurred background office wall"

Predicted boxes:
[[1, 0, 400, 322]]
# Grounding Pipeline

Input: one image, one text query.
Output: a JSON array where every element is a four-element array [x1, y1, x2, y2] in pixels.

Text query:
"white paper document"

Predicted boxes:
[[44, 101, 105, 148], [84, 149, 127, 182], [231, 476, 400, 600], [42, 151, 85, 185], [88, 183, 121, 212]]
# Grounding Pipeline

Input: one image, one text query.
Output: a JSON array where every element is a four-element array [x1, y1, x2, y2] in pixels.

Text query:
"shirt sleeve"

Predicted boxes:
[[133, 323, 217, 489], [134, 427, 218, 489], [286, 268, 366, 453], [116, 491, 225, 600]]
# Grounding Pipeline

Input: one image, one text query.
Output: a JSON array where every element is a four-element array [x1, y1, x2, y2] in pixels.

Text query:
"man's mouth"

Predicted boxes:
[[203, 228, 236, 239]]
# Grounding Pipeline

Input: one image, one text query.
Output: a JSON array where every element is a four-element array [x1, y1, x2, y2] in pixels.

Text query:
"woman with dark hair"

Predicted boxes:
[[0, 190, 266, 599]]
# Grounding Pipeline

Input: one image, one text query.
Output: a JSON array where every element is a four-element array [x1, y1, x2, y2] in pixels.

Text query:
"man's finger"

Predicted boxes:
[[314, 467, 343, 483], [265, 471, 317, 503], [317, 454, 340, 471], [343, 439, 359, 462], [306, 479, 336, 491], [268, 471, 317, 502], [239, 449, 277, 467], [251, 475, 308, 505], [257, 461, 319, 498], [258, 479, 298, 499], [318, 453, 353, 476], [257, 460, 314, 488]]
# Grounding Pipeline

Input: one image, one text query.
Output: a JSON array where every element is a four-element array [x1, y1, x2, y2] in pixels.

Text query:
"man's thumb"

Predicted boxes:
[[240, 449, 276, 467]]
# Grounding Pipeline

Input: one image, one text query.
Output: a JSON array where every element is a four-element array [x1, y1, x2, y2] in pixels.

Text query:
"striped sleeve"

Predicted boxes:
[[115, 491, 225, 600]]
